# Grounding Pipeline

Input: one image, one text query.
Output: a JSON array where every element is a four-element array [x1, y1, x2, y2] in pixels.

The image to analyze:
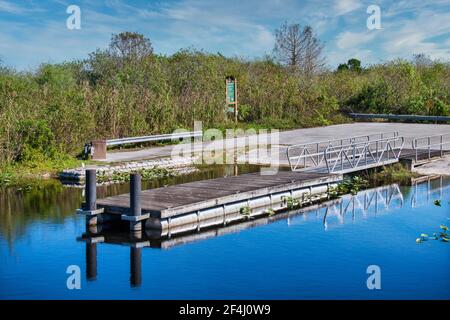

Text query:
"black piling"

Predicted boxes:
[[86, 242, 97, 281], [129, 173, 142, 232], [130, 247, 142, 287], [85, 169, 98, 226], [130, 173, 141, 216], [85, 169, 97, 210]]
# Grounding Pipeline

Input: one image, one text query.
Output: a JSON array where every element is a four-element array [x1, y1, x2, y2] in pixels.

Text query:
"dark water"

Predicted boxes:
[[0, 167, 449, 299]]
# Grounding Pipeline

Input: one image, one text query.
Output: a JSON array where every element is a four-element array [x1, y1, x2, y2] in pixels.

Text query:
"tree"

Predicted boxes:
[[273, 22, 326, 74], [412, 53, 432, 68], [337, 58, 362, 72], [337, 63, 349, 72], [347, 58, 361, 72], [108, 32, 153, 65]]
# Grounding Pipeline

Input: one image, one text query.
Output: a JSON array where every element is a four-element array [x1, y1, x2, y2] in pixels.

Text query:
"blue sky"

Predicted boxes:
[[0, 0, 449, 70]]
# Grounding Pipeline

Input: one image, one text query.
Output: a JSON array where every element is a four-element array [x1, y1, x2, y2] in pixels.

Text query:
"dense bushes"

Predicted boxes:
[[0, 49, 449, 167]]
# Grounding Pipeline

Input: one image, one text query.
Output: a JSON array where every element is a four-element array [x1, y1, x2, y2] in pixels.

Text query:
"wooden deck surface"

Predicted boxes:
[[97, 171, 340, 218]]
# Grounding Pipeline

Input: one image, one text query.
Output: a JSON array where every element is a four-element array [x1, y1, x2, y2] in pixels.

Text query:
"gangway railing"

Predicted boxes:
[[411, 134, 450, 162], [287, 132, 399, 172], [324, 136, 405, 173], [287, 132, 398, 171]]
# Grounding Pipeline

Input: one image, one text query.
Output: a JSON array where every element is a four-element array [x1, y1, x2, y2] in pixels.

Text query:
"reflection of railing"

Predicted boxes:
[[412, 134, 450, 162], [411, 175, 445, 208], [324, 137, 404, 173], [287, 132, 398, 171], [287, 184, 404, 230]]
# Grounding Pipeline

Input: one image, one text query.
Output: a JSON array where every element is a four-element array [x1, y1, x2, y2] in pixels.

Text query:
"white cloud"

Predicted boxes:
[[334, 0, 363, 16], [336, 31, 377, 50], [382, 9, 450, 60]]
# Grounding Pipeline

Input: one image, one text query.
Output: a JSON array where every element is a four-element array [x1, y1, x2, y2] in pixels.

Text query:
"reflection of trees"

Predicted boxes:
[[0, 180, 82, 248], [0, 165, 259, 249]]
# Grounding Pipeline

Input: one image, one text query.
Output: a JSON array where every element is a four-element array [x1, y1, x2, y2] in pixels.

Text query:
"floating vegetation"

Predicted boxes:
[[416, 225, 449, 243], [434, 199, 442, 207]]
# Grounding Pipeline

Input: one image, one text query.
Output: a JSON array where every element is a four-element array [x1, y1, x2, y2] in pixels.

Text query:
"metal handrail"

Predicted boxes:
[[287, 132, 398, 171], [324, 136, 405, 173], [106, 131, 203, 146], [412, 133, 450, 162]]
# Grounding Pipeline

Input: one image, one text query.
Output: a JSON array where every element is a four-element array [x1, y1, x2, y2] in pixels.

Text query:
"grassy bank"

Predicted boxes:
[[1, 32, 449, 184], [0, 155, 87, 188]]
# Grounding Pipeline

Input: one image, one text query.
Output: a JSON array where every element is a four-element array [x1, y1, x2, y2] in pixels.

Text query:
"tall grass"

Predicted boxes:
[[0, 49, 449, 167]]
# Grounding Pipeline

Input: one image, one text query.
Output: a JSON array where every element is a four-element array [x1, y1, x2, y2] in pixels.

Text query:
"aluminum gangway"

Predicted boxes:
[[287, 132, 405, 174]]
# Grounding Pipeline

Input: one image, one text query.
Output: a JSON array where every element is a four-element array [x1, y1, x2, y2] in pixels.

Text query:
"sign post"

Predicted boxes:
[[225, 76, 238, 123]]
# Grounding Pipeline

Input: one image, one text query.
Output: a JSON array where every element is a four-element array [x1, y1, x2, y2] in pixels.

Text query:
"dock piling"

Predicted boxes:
[[85, 169, 97, 226], [129, 173, 142, 232]]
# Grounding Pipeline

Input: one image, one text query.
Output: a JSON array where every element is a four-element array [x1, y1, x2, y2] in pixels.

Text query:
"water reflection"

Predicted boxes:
[[0, 165, 260, 251], [287, 184, 404, 230], [411, 176, 445, 208], [77, 176, 448, 287]]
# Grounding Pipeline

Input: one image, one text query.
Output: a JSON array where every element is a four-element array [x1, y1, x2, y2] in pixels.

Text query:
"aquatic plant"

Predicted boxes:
[[416, 225, 449, 243], [329, 176, 368, 198], [434, 199, 442, 207], [239, 206, 251, 216], [282, 196, 301, 210]]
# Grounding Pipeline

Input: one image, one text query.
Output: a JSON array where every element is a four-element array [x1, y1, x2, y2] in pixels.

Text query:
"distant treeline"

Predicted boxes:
[[0, 34, 449, 166]]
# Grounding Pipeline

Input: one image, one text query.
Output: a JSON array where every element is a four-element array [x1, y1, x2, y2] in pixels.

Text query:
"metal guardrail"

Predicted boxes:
[[106, 131, 203, 147], [412, 133, 450, 162], [287, 132, 399, 171], [349, 113, 450, 122], [324, 136, 405, 173]]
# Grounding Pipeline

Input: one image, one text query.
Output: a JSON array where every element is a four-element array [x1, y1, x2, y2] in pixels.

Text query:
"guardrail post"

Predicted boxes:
[[129, 173, 142, 232], [91, 140, 107, 160]]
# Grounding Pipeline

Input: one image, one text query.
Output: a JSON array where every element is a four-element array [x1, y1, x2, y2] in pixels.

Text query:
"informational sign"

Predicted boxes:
[[225, 76, 238, 122], [226, 80, 236, 103]]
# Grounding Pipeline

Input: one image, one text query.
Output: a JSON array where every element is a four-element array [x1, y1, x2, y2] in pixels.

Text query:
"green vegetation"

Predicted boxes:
[[1, 31, 449, 180], [366, 163, 418, 185], [0, 155, 86, 188], [329, 176, 369, 198], [96, 167, 174, 183], [239, 205, 251, 216]]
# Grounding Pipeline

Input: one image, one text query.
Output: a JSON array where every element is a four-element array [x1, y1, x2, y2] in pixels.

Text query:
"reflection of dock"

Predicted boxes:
[[76, 177, 448, 287]]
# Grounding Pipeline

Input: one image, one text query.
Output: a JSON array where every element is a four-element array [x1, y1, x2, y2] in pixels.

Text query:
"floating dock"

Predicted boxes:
[[80, 171, 341, 237]]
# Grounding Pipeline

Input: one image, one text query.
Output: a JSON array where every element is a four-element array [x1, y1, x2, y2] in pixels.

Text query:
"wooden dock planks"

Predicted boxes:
[[97, 171, 342, 218]]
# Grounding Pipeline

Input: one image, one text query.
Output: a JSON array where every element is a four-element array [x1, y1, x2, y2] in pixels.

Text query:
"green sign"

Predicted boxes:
[[227, 80, 235, 103]]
